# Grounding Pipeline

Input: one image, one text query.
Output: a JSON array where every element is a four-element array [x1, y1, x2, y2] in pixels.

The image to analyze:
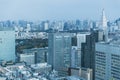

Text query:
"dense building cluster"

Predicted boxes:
[[0, 9, 120, 80]]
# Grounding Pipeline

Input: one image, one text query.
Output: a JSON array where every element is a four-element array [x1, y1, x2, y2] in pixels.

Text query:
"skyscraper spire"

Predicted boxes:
[[99, 9, 108, 42], [101, 9, 107, 30]]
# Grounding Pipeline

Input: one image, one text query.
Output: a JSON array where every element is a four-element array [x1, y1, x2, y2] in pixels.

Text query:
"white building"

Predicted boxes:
[[19, 53, 35, 65], [70, 67, 92, 80], [31, 63, 52, 73], [77, 33, 90, 48], [44, 22, 49, 30], [99, 9, 108, 42]]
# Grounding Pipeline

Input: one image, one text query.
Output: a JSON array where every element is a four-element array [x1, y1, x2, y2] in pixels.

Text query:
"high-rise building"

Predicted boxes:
[[100, 9, 107, 30], [95, 42, 120, 80], [83, 20, 90, 30], [117, 20, 120, 29], [76, 20, 82, 30], [71, 46, 78, 67], [0, 30, 15, 62], [44, 22, 49, 30], [81, 30, 104, 80], [48, 33, 72, 76], [99, 9, 108, 42], [77, 33, 90, 67], [80, 9, 108, 80]]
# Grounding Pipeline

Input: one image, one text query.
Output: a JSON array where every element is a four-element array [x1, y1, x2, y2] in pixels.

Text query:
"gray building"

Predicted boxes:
[[19, 53, 35, 65], [71, 46, 78, 67], [48, 33, 72, 76], [69, 67, 93, 80], [22, 48, 48, 63], [95, 42, 120, 80]]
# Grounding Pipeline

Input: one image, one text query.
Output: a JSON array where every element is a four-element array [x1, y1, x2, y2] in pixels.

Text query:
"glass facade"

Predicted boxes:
[[48, 33, 71, 76]]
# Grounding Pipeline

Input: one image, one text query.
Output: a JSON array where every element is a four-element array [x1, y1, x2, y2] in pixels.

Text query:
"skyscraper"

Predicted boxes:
[[71, 46, 78, 67], [77, 33, 90, 67], [80, 9, 107, 80], [0, 29, 15, 62], [100, 9, 108, 30], [48, 33, 72, 76], [81, 30, 104, 80], [99, 9, 108, 42], [95, 42, 120, 80]]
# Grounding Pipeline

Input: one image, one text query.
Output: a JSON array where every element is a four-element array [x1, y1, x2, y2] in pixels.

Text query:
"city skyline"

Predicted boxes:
[[0, 0, 119, 21]]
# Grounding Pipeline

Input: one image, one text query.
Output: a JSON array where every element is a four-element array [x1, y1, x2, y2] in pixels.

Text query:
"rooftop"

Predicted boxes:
[[31, 63, 51, 69]]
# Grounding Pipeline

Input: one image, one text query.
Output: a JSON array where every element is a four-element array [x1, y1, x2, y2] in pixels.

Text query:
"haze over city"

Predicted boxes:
[[0, 0, 120, 80], [0, 0, 120, 21]]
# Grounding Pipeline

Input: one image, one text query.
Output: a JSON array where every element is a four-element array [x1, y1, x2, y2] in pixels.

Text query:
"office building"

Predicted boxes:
[[99, 9, 108, 42], [77, 33, 90, 67], [44, 22, 49, 30], [19, 53, 35, 65], [48, 33, 72, 76], [117, 20, 120, 29], [95, 42, 120, 80], [0, 30, 15, 62], [66, 76, 86, 80], [69, 67, 93, 80], [23, 48, 48, 64], [81, 30, 104, 80], [99, 9, 107, 30], [79, 68, 92, 80], [71, 46, 78, 67], [80, 9, 107, 80]]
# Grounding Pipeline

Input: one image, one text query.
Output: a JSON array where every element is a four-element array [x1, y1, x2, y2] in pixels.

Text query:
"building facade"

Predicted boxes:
[[77, 33, 90, 67], [22, 48, 48, 64], [0, 30, 15, 62], [19, 53, 35, 65], [69, 67, 93, 80], [48, 33, 72, 76], [81, 30, 104, 80], [95, 42, 120, 80]]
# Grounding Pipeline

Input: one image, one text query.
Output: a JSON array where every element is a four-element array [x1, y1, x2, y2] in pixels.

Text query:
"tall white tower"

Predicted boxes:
[[100, 9, 108, 42], [100, 9, 107, 30]]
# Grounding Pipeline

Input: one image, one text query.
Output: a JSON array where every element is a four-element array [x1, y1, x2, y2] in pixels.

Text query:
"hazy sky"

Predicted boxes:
[[0, 0, 119, 21]]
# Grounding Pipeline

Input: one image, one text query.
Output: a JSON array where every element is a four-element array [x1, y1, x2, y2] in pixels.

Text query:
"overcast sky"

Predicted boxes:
[[0, 0, 119, 21]]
